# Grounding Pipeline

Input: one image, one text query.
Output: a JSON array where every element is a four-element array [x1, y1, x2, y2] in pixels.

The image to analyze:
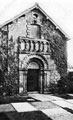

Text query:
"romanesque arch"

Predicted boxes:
[[19, 54, 50, 94], [21, 54, 48, 70]]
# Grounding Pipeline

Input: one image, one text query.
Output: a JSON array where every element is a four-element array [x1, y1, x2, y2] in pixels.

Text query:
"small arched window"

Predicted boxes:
[[32, 13, 38, 24], [33, 13, 38, 18]]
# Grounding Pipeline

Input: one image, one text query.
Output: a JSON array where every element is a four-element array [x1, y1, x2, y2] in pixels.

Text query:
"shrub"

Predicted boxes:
[[57, 75, 73, 94], [49, 82, 58, 94], [49, 75, 73, 94]]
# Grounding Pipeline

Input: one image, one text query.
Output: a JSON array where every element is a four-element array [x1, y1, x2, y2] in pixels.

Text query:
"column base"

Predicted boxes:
[[19, 91, 28, 96]]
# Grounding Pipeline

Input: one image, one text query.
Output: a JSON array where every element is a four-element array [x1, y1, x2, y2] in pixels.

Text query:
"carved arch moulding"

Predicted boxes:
[[19, 54, 49, 70]]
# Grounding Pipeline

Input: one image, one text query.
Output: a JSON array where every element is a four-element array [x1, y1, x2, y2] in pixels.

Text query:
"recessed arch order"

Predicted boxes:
[[22, 54, 48, 70]]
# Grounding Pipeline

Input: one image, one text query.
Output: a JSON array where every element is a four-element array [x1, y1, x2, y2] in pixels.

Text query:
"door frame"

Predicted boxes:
[[27, 69, 40, 92]]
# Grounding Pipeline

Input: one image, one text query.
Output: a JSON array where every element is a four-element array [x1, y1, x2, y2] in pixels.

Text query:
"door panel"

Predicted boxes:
[[27, 69, 39, 92]]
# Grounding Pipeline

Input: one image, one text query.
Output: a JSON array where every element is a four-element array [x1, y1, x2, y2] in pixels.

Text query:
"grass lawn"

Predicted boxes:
[[54, 94, 73, 99], [0, 96, 40, 104], [0, 111, 52, 120]]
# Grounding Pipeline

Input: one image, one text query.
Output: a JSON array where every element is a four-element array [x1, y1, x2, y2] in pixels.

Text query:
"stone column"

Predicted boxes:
[[40, 67, 44, 93], [21, 41, 24, 51], [40, 42, 44, 52], [23, 70, 27, 93], [44, 42, 47, 53], [26, 41, 30, 51], [30, 40, 34, 51], [46, 71, 50, 87], [19, 71, 24, 94], [35, 41, 40, 52], [35, 41, 38, 51], [44, 71, 47, 90]]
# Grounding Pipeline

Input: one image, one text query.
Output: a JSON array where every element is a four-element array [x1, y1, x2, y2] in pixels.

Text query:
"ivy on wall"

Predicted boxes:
[[0, 18, 68, 95], [0, 31, 8, 81], [0, 32, 19, 95], [41, 20, 67, 78], [7, 36, 19, 94]]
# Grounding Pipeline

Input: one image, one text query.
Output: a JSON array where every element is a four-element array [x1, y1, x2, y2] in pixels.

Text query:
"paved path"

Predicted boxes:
[[29, 93, 73, 120], [0, 94, 73, 120]]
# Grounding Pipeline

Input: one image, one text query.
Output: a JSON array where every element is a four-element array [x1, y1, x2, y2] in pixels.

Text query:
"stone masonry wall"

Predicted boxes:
[[0, 8, 67, 94]]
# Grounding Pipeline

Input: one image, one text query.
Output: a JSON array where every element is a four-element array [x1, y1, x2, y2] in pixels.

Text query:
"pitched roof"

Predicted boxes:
[[0, 3, 70, 39]]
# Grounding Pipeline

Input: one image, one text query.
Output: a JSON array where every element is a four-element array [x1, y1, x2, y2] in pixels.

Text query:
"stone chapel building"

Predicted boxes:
[[0, 3, 69, 95]]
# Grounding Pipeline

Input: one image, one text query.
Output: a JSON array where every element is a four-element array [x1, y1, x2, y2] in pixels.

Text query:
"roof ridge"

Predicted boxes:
[[0, 2, 70, 39]]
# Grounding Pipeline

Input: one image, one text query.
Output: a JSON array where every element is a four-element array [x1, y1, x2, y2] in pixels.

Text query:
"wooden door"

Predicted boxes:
[[27, 69, 39, 92]]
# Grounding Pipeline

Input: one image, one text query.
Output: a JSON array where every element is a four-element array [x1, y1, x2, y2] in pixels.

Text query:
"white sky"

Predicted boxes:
[[0, 0, 73, 66]]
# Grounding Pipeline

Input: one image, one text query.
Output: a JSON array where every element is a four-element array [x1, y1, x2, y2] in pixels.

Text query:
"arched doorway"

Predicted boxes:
[[19, 54, 49, 94], [27, 58, 44, 93], [27, 62, 39, 92]]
